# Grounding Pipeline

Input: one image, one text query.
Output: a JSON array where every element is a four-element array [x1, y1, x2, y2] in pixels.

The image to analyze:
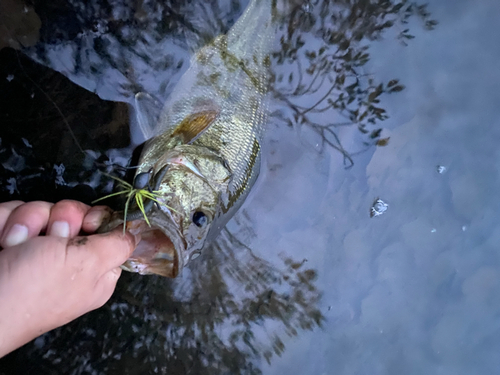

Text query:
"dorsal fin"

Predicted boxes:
[[171, 110, 218, 144]]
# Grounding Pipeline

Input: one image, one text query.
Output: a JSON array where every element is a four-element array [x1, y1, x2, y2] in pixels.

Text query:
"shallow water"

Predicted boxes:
[[1, 0, 500, 374]]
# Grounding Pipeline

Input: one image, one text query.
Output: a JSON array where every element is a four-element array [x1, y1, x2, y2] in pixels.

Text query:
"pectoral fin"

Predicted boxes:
[[171, 110, 218, 144], [135, 92, 163, 141]]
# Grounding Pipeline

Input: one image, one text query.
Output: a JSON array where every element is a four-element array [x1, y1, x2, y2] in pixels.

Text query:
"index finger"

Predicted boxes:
[[68, 229, 139, 271]]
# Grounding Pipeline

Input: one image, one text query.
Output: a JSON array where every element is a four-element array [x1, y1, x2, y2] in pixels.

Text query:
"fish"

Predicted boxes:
[[97, 0, 282, 277]]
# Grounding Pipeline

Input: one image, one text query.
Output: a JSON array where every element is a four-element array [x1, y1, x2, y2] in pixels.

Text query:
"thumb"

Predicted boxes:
[[69, 228, 139, 272]]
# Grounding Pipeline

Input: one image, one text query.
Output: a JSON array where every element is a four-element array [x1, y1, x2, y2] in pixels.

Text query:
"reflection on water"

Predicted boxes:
[[0, 0, 438, 373], [272, 0, 435, 165]]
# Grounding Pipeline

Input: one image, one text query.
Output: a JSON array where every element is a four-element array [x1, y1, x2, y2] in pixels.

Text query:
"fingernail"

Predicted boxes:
[[50, 221, 70, 238], [5, 224, 29, 247], [85, 210, 109, 227]]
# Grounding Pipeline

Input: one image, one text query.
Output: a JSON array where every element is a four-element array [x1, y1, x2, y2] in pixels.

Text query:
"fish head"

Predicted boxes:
[[100, 144, 231, 278], [153, 144, 232, 253]]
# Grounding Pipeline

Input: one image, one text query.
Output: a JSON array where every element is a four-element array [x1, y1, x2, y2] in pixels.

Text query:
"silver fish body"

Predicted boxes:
[[99, 0, 278, 277]]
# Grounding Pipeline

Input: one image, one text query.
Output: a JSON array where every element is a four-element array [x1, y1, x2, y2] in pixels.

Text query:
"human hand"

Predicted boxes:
[[0, 200, 138, 358]]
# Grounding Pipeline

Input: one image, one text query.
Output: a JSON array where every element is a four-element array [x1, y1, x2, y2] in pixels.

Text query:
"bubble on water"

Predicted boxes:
[[370, 198, 389, 217], [437, 165, 447, 174]]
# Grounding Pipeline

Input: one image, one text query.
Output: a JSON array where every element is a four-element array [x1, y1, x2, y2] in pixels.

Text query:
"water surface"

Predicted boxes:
[[1, 0, 499, 374]]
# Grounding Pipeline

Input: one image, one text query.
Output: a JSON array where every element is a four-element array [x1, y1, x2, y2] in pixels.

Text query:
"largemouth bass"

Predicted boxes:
[[98, 0, 280, 277]]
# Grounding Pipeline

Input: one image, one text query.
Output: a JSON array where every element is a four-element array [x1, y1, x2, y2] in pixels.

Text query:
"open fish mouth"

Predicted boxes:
[[99, 211, 186, 278]]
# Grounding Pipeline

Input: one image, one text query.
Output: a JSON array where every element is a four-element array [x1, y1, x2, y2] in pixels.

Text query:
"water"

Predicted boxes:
[[1, 0, 500, 374]]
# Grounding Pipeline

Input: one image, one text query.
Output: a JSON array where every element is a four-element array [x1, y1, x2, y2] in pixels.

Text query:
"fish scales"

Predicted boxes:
[[98, 0, 285, 277], [139, 0, 274, 213]]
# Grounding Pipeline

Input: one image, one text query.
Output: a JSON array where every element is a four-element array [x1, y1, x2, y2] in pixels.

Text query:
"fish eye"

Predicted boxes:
[[192, 210, 209, 227], [133, 168, 153, 189]]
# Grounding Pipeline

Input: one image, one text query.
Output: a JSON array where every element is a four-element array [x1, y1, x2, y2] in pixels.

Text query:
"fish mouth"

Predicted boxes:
[[99, 210, 186, 278]]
